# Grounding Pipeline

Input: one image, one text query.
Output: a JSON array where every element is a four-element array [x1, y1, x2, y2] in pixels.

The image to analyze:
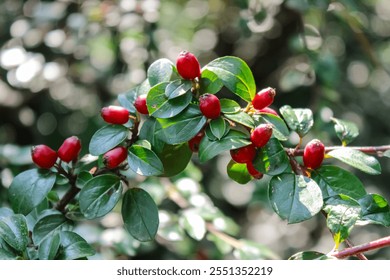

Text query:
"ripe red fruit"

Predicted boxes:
[[250, 124, 273, 148], [256, 107, 278, 116], [199, 94, 221, 119], [101, 106, 129, 124], [188, 130, 205, 153], [230, 144, 256, 164], [176, 51, 201, 80], [252, 87, 276, 110], [58, 136, 82, 163], [103, 146, 128, 169], [246, 162, 263, 179], [303, 139, 325, 169], [134, 94, 149, 115], [31, 145, 58, 169]]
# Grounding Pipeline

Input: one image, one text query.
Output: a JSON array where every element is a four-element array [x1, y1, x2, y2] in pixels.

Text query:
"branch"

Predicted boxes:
[[331, 235, 390, 259], [287, 145, 390, 157], [55, 185, 80, 213]]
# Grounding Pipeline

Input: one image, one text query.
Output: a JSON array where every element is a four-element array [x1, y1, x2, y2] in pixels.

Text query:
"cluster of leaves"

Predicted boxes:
[[1, 55, 389, 260]]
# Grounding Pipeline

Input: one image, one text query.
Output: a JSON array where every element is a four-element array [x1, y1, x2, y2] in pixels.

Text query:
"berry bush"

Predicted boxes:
[[1, 51, 390, 260]]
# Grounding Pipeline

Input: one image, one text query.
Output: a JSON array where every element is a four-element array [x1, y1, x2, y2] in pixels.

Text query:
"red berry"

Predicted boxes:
[[103, 146, 128, 169], [250, 124, 273, 148], [252, 87, 276, 110], [230, 144, 256, 164], [31, 145, 57, 169], [58, 136, 81, 163], [134, 94, 149, 115], [303, 139, 325, 169], [199, 94, 221, 119], [188, 130, 205, 153], [256, 107, 278, 116], [176, 51, 201, 80], [246, 162, 263, 179], [101, 106, 129, 124]]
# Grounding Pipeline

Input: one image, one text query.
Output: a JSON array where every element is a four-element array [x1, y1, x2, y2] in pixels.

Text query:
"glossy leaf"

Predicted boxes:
[[57, 231, 95, 260], [117, 88, 137, 113], [210, 117, 228, 140], [253, 138, 289, 176], [89, 125, 128, 156], [289, 251, 331, 260], [128, 143, 164, 176], [199, 69, 223, 94], [166, 79, 192, 99], [331, 117, 359, 145], [312, 165, 366, 199], [269, 174, 323, 224], [0, 214, 28, 252], [157, 104, 207, 145], [79, 174, 123, 219], [220, 98, 241, 114], [138, 117, 165, 153], [254, 113, 289, 141], [203, 56, 256, 102], [279, 105, 313, 137], [32, 212, 73, 245], [38, 233, 60, 260], [9, 169, 56, 215], [198, 130, 251, 162], [122, 188, 159, 242], [224, 111, 255, 128], [227, 160, 252, 184], [328, 148, 381, 175], [157, 143, 192, 177], [359, 194, 390, 226], [0, 248, 17, 260], [75, 171, 93, 189], [147, 58, 174, 86], [179, 209, 206, 241]]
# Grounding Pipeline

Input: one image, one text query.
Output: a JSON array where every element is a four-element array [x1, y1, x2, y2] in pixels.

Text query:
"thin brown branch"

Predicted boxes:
[[206, 223, 243, 249], [55, 185, 80, 214], [287, 145, 390, 157]]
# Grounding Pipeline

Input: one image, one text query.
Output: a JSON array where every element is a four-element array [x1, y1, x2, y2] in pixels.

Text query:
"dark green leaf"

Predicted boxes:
[[204, 56, 256, 102], [89, 125, 128, 156], [32, 213, 73, 245], [254, 113, 289, 141], [359, 194, 390, 226], [79, 174, 123, 219], [122, 188, 159, 242], [199, 69, 223, 94], [157, 143, 192, 177], [0, 248, 17, 260], [157, 104, 207, 145], [166, 79, 192, 99], [146, 82, 192, 118], [323, 195, 361, 246], [279, 105, 313, 137], [210, 117, 229, 140], [328, 148, 381, 175], [128, 144, 164, 176], [57, 231, 95, 260], [224, 111, 255, 128], [38, 233, 60, 260], [220, 98, 241, 114], [138, 117, 165, 153], [75, 171, 93, 189], [227, 160, 252, 184], [312, 165, 366, 200], [147, 58, 174, 86], [199, 130, 251, 162], [253, 138, 289, 176], [9, 169, 56, 215], [331, 117, 359, 145], [118, 88, 137, 113], [179, 209, 206, 241], [205, 125, 217, 141], [0, 214, 28, 252], [269, 174, 323, 223], [289, 251, 331, 260]]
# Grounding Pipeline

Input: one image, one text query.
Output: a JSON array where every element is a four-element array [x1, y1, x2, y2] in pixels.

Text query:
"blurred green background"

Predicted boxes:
[[0, 0, 389, 259]]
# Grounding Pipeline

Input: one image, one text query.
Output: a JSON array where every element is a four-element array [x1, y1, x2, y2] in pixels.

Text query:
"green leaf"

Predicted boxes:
[[146, 82, 192, 119], [253, 138, 289, 176], [57, 231, 95, 260], [38, 233, 60, 260], [254, 113, 289, 141], [118, 88, 137, 113], [122, 188, 159, 242], [359, 194, 390, 226], [128, 144, 164, 176], [331, 117, 359, 145], [199, 69, 223, 94], [179, 209, 206, 241], [157, 143, 192, 177], [205, 125, 217, 141], [138, 118, 165, 153], [207, 233, 232, 254], [79, 175, 123, 219], [0, 214, 28, 252], [204, 56, 256, 102], [224, 111, 255, 128], [147, 58, 174, 86], [328, 148, 381, 175], [32, 213, 73, 245], [233, 239, 279, 260], [0, 248, 17, 260], [323, 195, 361, 246], [269, 174, 323, 223], [289, 251, 332, 260], [166, 79, 192, 99], [0, 208, 13, 219], [157, 104, 207, 145], [220, 98, 241, 114], [210, 117, 229, 140], [9, 169, 56, 215], [75, 171, 93, 189], [199, 130, 251, 162], [312, 165, 367, 200], [279, 105, 313, 137], [227, 160, 252, 184], [89, 125, 128, 156]]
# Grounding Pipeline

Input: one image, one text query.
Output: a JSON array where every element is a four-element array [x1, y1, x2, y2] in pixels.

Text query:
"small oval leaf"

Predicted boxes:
[[0, 214, 28, 252], [89, 125, 128, 156], [128, 144, 164, 176]]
